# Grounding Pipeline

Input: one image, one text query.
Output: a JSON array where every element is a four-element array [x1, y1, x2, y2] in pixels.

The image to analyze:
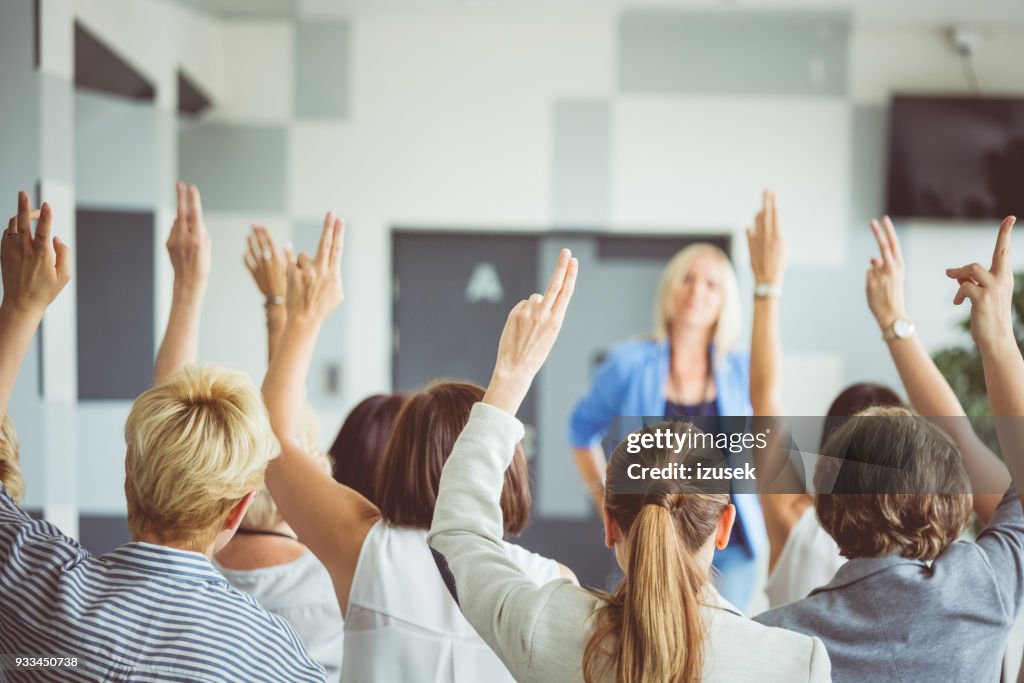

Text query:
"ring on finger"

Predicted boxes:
[[262, 250, 272, 261]]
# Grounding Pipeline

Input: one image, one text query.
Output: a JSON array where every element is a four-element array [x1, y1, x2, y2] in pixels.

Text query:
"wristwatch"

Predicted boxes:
[[882, 318, 915, 342], [754, 282, 783, 299]]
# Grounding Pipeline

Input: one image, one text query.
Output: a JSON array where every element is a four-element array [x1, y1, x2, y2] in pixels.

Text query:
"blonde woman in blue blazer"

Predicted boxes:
[[569, 240, 767, 611]]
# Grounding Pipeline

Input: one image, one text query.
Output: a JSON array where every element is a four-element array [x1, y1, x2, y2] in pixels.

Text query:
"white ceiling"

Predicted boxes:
[[171, 0, 1024, 25]]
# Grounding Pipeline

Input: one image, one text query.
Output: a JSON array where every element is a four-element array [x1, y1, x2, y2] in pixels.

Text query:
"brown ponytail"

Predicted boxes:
[[583, 423, 730, 683]]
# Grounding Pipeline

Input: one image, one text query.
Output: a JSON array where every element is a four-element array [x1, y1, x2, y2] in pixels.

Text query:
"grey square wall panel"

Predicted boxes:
[[76, 209, 155, 400], [178, 121, 287, 212], [295, 21, 350, 119], [79, 515, 130, 554], [620, 9, 849, 97], [553, 101, 610, 227], [851, 105, 887, 226], [76, 91, 168, 209]]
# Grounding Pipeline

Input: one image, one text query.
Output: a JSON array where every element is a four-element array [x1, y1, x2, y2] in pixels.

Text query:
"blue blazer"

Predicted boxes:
[[568, 338, 766, 558]]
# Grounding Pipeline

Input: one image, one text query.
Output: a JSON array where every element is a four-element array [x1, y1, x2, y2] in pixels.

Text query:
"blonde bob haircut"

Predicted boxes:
[[124, 365, 278, 550], [0, 414, 24, 504], [241, 405, 331, 531], [653, 243, 742, 361]]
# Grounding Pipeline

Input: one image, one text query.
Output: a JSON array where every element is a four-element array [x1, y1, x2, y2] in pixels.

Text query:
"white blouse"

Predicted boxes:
[[342, 520, 560, 683], [764, 505, 846, 609], [215, 550, 344, 682]]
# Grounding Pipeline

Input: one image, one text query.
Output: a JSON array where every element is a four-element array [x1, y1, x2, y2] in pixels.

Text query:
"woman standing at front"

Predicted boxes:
[[568, 218, 771, 611]]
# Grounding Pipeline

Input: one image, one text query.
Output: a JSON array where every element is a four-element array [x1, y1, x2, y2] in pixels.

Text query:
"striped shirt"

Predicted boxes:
[[0, 483, 325, 682]]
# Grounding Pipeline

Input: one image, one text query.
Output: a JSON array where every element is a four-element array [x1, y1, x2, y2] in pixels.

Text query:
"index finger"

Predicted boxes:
[[17, 191, 30, 237], [991, 215, 1016, 275], [870, 219, 893, 265], [541, 249, 571, 310], [188, 185, 203, 231], [315, 211, 336, 267], [764, 189, 777, 237], [882, 216, 902, 263], [551, 257, 579, 320], [175, 182, 187, 226], [35, 202, 52, 243], [328, 217, 345, 271]]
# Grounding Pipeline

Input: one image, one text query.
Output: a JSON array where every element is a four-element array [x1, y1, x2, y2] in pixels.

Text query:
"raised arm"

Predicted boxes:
[[946, 217, 1024, 501], [428, 252, 580, 675], [261, 212, 379, 616], [153, 183, 211, 385], [0, 192, 71, 422], [867, 216, 1009, 523], [746, 190, 808, 568], [244, 224, 290, 362]]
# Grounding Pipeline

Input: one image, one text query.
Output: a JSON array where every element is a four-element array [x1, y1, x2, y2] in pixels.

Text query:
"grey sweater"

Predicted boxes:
[[428, 403, 831, 682]]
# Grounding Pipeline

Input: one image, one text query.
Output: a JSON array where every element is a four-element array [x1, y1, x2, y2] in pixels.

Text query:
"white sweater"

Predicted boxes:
[[428, 402, 833, 683]]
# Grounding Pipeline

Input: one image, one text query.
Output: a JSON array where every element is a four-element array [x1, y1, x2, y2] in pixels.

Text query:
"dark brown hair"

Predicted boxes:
[[815, 406, 971, 561], [375, 380, 531, 533], [584, 422, 729, 683], [821, 382, 904, 449], [330, 393, 407, 504]]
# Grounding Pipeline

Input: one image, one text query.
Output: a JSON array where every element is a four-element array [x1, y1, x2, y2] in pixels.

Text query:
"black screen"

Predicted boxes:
[[885, 95, 1024, 220]]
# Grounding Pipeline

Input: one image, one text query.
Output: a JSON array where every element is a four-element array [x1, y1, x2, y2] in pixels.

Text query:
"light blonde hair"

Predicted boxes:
[[241, 405, 332, 530], [124, 365, 278, 550], [653, 244, 741, 360], [584, 422, 729, 683], [0, 414, 24, 504]]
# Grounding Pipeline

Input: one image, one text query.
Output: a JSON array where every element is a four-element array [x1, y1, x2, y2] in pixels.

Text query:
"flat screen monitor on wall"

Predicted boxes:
[[885, 95, 1024, 220]]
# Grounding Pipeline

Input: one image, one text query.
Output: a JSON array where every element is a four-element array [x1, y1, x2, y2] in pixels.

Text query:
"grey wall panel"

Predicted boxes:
[[620, 9, 849, 96], [41, 74, 73, 183], [851, 105, 888, 226], [0, 0, 40, 201], [77, 401, 132, 514], [75, 91, 165, 209], [178, 121, 287, 212], [552, 100, 610, 227], [0, 0, 35, 76], [76, 209, 154, 400], [79, 515, 130, 554], [295, 21, 350, 119]]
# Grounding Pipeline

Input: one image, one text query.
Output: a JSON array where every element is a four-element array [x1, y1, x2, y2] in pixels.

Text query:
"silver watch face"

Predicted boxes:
[[893, 319, 913, 338]]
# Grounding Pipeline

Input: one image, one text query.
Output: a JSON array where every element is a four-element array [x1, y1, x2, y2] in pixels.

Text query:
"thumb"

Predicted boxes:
[[54, 235, 72, 284]]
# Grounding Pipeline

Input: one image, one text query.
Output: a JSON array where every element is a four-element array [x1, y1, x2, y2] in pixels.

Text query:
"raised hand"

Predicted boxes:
[[866, 216, 908, 330], [946, 216, 1017, 349], [1, 192, 71, 317], [746, 189, 786, 286], [166, 182, 211, 296], [483, 249, 578, 416], [285, 211, 344, 325], [244, 224, 290, 303]]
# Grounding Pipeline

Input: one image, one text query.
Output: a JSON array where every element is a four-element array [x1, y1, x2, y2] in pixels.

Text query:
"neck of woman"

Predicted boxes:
[[669, 325, 712, 373]]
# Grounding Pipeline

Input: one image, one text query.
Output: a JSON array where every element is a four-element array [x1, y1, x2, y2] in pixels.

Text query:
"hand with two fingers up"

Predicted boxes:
[[1, 191, 71, 319], [166, 182, 211, 298], [865, 216, 909, 332], [285, 211, 345, 326]]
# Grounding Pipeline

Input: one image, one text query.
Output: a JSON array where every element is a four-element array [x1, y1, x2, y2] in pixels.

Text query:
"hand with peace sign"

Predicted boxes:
[[0, 191, 72, 421], [166, 182, 211, 297], [946, 216, 1017, 349], [284, 211, 345, 326], [1, 192, 71, 318], [482, 249, 578, 416], [865, 216, 909, 331]]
